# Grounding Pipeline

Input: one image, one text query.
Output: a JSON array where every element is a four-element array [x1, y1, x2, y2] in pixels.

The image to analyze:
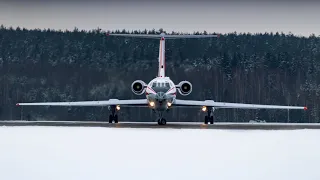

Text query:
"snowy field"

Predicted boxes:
[[0, 126, 319, 180]]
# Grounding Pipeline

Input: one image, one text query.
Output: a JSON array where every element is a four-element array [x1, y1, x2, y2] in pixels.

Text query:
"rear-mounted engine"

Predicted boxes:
[[176, 81, 192, 96], [131, 80, 147, 95]]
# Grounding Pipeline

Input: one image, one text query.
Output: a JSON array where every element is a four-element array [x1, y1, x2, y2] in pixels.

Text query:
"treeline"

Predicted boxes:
[[0, 25, 319, 123]]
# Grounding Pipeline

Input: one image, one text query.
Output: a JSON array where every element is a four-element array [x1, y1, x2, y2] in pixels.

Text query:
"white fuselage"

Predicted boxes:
[[144, 77, 177, 111], [145, 77, 177, 96]]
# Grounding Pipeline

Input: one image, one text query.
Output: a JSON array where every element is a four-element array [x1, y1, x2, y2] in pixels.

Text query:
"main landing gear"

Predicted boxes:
[[108, 105, 119, 123], [109, 114, 118, 123], [204, 106, 214, 124]]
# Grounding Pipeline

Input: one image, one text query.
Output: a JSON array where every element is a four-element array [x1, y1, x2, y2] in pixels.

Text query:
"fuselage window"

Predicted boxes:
[[165, 82, 170, 87]]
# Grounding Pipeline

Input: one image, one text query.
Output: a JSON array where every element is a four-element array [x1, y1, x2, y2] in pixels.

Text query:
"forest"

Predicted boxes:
[[0, 25, 319, 123]]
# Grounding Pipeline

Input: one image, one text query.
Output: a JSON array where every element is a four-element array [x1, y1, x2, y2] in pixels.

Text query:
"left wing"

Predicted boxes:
[[16, 99, 148, 107], [173, 99, 307, 110]]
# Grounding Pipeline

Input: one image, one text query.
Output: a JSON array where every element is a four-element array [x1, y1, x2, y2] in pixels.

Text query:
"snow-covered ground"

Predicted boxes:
[[0, 126, 319, 180]]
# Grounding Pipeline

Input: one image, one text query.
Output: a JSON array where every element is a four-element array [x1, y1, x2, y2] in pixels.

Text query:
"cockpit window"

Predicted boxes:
[[150, 80, 171, 92], [152, 82, 157, 87]]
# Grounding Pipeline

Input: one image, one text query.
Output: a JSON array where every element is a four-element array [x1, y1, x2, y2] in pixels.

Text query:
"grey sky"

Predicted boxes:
[[0, 1, 319, 36]]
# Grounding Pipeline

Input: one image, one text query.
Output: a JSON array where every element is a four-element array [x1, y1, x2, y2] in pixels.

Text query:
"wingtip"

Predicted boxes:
[[304, 106, 308, 110], [16, 103, 19, 106]]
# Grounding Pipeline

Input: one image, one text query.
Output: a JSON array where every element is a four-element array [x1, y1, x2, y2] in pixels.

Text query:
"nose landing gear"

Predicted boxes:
[[156, 111, 166, 125], [157, 118, 167, 125]]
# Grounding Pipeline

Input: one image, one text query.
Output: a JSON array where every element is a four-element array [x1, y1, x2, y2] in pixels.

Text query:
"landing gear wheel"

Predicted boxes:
[[204, 116, 209, 124], [109, 115, 113, 123], [114, 115, 118, 123], [158, 118, 166, 125], [204, 116, 214, 124], [209, 116, 214, 124], [161, 118, 166, 125]]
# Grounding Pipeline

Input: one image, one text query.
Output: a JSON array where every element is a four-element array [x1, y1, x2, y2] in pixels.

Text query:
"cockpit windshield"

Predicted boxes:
[[151, 81, 171, 92]]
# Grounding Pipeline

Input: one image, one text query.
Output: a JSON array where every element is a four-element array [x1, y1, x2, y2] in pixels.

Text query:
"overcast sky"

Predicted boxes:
[[0, 0, 319, 36]]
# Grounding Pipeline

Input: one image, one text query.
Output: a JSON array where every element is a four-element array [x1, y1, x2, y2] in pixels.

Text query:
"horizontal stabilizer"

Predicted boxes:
[[106, 33, 220, 39]]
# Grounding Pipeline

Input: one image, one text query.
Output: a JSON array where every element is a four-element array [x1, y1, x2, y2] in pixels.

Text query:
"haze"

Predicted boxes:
[[0, 0, 319, 36]]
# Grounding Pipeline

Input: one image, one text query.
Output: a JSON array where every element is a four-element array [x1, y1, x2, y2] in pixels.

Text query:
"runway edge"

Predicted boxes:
[[1, 121, 320, 130]]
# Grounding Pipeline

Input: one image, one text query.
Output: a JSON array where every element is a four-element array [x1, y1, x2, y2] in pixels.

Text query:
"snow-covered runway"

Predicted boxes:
[[0, 126, 319, 180]]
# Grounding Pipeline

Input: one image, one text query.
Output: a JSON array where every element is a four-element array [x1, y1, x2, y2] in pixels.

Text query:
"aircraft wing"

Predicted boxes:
[[173, 99, 307, 110], [16, 99, 148, 107]]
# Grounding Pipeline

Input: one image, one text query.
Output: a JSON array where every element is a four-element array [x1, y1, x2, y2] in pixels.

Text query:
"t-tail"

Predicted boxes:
[[106, 32, 220, 77]]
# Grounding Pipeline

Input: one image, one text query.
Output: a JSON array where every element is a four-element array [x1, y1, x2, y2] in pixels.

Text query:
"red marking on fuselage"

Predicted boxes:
[[165, 87, 175, 94], [147, 87, 157, 94]]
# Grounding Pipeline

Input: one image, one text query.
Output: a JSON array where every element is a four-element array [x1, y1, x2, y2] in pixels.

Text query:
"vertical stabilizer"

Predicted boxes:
[[158, 36, 165, 77]]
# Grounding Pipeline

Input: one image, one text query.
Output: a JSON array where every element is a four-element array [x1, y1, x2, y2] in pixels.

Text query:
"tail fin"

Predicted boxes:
[[106, 32, 220, 77], [158, 36, 165, 77]]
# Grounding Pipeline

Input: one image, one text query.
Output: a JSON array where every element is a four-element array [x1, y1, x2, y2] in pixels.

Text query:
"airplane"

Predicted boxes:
[[16, 32, 308, 125]]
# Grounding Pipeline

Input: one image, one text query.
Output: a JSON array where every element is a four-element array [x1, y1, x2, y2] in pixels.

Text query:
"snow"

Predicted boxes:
[[0, 126, 319, 180]]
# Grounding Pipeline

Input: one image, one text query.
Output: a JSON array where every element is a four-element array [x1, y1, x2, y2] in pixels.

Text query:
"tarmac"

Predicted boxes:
[[0, 120, 320, 130]]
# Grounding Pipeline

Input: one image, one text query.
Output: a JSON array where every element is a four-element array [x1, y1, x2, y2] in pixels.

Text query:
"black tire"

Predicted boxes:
[[114, 115, 118, 123], [210, 116, 214, 124], [157, 118, 166, 125], [204, 116, 208, 124], [161, 118, 166, 125], [109, 115, 113, 123]]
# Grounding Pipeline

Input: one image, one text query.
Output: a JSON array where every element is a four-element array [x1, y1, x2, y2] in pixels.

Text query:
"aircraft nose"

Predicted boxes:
[[157, 92, 166, 97], [156, 92, 166, 102]]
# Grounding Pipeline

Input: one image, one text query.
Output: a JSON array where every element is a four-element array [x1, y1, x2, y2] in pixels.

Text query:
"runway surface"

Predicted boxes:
[[1, 120, 320, 130]]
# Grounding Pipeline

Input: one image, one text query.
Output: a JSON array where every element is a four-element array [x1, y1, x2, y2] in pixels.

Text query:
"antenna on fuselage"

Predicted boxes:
[[106, 32, 220, 77]]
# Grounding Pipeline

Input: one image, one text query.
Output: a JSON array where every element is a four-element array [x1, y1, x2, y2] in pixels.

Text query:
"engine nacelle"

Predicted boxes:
[[131, 80, 147, 95], [176, 81, 192, 96]]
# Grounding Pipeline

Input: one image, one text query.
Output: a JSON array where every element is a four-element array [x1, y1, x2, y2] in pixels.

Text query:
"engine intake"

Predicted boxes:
[[176, 81, 192, 96], [131, 80, 147, 95]]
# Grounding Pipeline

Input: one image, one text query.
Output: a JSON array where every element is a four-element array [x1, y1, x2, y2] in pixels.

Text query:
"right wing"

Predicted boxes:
[[16, 99, 148, 107], [173, 99, 307, 110]]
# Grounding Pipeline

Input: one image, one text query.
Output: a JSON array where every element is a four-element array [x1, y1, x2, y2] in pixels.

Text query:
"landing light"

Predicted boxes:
[[202, 106, 207, 112], [167, 102, 172, 107], [149, 101, 155, 107], [116, 105, 120, 111]]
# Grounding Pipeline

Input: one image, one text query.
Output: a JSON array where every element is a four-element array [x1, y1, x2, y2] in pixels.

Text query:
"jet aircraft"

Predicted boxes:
[[16, 32, 307, 125]]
